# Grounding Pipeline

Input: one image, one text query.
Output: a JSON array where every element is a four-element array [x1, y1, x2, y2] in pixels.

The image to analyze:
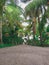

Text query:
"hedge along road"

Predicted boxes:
[[0, 45, 49, 65]]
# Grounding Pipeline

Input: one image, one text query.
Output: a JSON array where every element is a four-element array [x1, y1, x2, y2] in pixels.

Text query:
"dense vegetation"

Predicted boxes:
[[0, 0, 49, 48]]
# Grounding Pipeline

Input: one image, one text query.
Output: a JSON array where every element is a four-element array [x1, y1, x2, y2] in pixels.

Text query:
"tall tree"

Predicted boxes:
[[0, 0, 6, 43], [25, 0, 47, 44]]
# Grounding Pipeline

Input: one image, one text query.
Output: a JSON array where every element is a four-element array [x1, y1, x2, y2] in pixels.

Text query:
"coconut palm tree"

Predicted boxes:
[[25, 1, 38, 41], [25, 0, 47, 44]]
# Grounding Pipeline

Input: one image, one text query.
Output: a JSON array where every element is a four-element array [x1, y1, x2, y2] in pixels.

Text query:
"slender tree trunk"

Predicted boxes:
[[32, 17, 36, 44], [0, 16, 2, 43], [32, 17, 36, 40], [38, 17, 43, 46], [0, 0, 6, 43], [40, 32, 43, 46]]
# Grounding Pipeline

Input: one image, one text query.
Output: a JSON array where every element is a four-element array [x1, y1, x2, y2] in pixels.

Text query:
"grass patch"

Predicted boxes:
[[0, 43, 16, 48]]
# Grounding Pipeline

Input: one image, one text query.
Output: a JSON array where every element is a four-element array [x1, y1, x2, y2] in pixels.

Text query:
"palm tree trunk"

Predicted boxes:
[[32, 17, 36, 44], [32, 17, 36, 40]]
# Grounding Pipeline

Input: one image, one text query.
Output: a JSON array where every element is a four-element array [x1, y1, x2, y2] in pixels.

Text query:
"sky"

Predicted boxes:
[[18, 0, 32, 9]]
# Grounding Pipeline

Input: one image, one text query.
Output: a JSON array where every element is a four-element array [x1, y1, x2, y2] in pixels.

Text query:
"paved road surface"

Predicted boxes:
[[0, 45, 49, 65]]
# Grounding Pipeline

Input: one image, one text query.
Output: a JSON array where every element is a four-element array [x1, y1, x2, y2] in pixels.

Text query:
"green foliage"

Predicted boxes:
[[0, 0, 6, 15], [4, 5, 22, 23], [38, 14, 47, 33], [47, 25, 49, 32], [27, 39, 40, 46], [25, 0, 47, 17], [2, 24, 10, 34], [0, 43, 16, 48], [1, 0, 49, 47], [46, 7, 49, 18], [2, 1, 23, 44], [16, 36, 24, 45], [42, 31, 49, 41]]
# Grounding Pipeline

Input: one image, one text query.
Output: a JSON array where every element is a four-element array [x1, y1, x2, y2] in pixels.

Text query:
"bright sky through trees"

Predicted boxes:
[[18, 0, 32, 27]]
